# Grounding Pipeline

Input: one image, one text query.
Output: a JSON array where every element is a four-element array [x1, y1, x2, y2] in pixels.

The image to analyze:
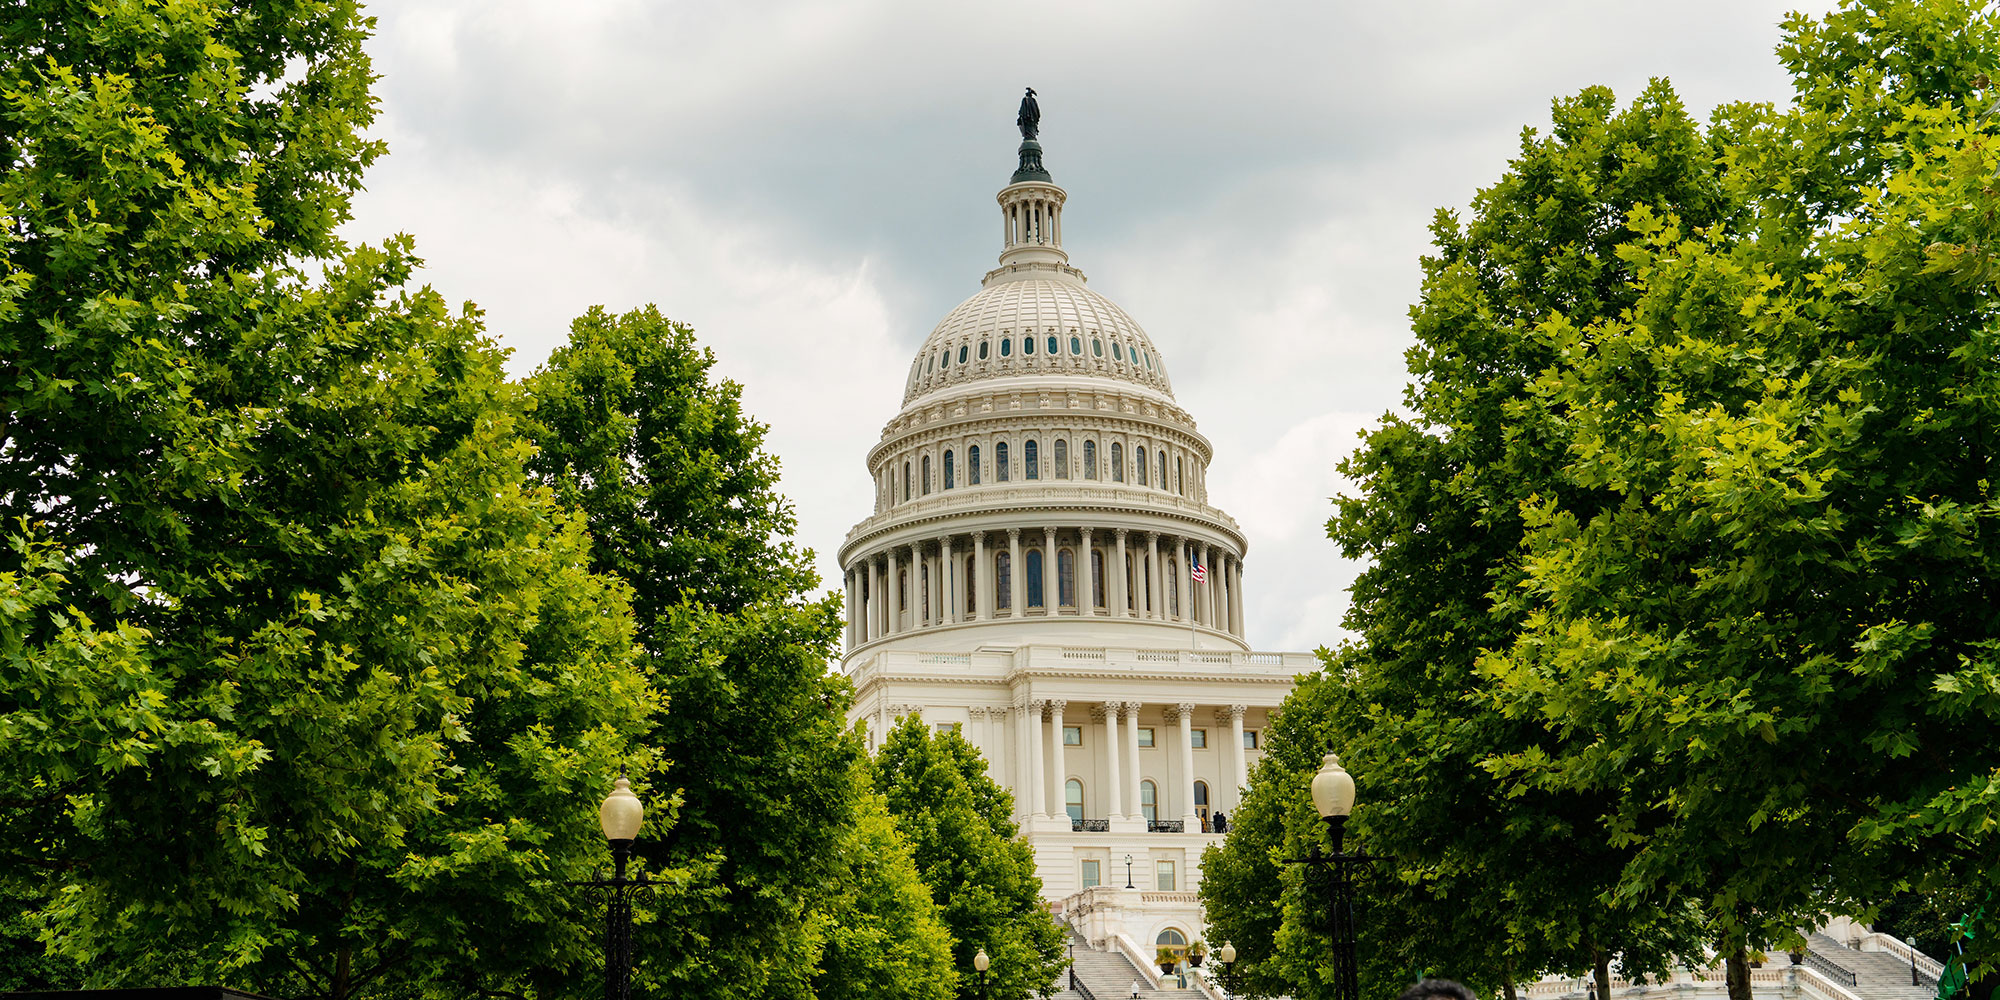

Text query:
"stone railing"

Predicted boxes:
[[843, 482, 1244, 548], [1857, 931, 1945, 985], [846, 644, 1318, 680]]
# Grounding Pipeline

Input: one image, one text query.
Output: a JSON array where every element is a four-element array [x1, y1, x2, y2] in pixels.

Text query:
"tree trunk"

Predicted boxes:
[[1504, 955, 1519, 1000], [1725, 943, 1753, 1000], [1593, 944, 1612, 1000]]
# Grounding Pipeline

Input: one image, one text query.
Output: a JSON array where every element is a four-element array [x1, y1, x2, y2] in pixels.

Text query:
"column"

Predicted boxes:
[[1176, 703, 1200, 829], [1228, 704, 1248, 810], [1081, 527, 1098, 616], [1113, 529, 1130, 618], [876, 700, 890, 749], [1123, 702, 1143, 828], [1102, 700, 1124, 820], [1231, 557, 1246, 638], [1042, 526, 1057, 613], [924, 543, 938, 626], [1147, 532, 1163, 620], [1008, 529, 1024, 617], [886, 547, 902, 635], [866, 558, 880, 641], [1200, 542, 1214, 627], [843, 569, 856, 649], [942, 536, 957, 624], [1025, 698, 1046, 819], [974, 532, 990, 620], [1217, 554, 1232, 634], [990, 705, 1009, 789], [1046, 699, 1069, 819]]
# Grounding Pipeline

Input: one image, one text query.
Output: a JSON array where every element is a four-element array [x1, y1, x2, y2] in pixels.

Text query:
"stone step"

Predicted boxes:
[[1807, 934, 1940, 1000]]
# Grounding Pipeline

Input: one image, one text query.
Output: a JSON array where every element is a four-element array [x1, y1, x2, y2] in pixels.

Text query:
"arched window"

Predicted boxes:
[[1065, 779, 1083, 823], [965, 555, 977, 615], [1135, 447, 1148, 487], [968, 444, 981, 485], [1111, 442, 1124, 482], [921, 455, 932, 495], [1047, 335, 1059, 355], [1057, 548, 1076, 608], [1053, 439, 1068, 478], [1083, 440, 1097, 479], [1159, 456, 1168, 490], [996, 441, 1010, 482], [1091, 550, 1106, 608], [1177, 457, 1185, 495], [1026, 549, 1045, 608], [1025, 439, 1039, 480], [943, 450, 955, 489], [1157, 928, 1187, 954], [996, 552, 1012, 610], [920, 563, 930, 619], [1140, 780, 1158, 822], [1126, 553, 1138, 610], [900, 569, 909, 610], [903, 462, 911, 501], [1195, 781, 1211, 826], [1168, 561, 1180, 616]]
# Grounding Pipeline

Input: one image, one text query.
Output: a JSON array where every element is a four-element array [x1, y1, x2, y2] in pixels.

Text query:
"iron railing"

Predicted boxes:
[[1148, 819, 1185, 833], [1068, 968, 1098, 1000], [1804, 950, 1858, 988], [1072, 818, 1109, 832]]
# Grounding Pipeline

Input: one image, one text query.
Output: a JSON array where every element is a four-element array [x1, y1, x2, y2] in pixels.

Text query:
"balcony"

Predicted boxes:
[[1071, 818, 1110, 832], [1147, 820, 1185, 833]]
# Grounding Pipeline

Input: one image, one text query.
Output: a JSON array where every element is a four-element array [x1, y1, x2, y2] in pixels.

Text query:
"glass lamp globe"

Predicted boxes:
[[599, 776, 644, 842], [974, 948, 990, 973], [1310, 753, 1356, 819]]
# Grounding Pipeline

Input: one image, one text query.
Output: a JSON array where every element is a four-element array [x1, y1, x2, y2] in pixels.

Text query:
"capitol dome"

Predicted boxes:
[[838, 102, 1249, 656]]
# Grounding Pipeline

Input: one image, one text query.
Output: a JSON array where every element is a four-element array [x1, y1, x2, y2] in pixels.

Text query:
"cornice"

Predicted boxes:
[[838, 490, 1245, 563]]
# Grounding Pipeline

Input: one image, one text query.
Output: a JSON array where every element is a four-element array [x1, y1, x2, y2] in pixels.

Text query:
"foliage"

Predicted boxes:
[[873, 717, 1066, 1000], [525, 304, 815, 624], [808, 777, 958, 1000], [0, 2, 661, 997]]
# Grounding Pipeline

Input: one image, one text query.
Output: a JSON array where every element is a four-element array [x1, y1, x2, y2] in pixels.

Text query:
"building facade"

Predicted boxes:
[[837, 103, 1310, 990]]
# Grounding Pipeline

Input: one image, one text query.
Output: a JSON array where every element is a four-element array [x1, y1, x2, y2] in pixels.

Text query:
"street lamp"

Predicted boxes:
[[1286, 752, 1373, 1000], [574, 776, 650, 1000], [973, 946, 990, 998], [1124, 853, 1135, 889], [1217, 940, 1237, 993]]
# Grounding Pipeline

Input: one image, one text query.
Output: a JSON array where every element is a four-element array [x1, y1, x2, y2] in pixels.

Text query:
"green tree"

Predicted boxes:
[[525, 307, 873, 1000], [872, 717, 1066, 1000], [809, 775, 959, 1000], [0, 2, 661, 997]]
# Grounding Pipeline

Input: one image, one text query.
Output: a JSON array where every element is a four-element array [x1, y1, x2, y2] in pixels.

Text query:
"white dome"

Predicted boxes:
[[903, 271, 1173, 405]]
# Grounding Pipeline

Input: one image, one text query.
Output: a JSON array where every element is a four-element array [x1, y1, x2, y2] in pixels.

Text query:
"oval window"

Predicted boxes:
[[928, 354, 935, 372], [1144, 351, 1153, 369], [1071, 336, 1082, 355], [1024, 336, 1035, 355], [1000, 338, 1012, 357], [1112, 342, 1124, 361], [959, 345, 969, 364], [978, 341, 989, 360], [1092, 338, 1103, 357], [941, 350, 949, 369], [1047, 335, 1059, 355]]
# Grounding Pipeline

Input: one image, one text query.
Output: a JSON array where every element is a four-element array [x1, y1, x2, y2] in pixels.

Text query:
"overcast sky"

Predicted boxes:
[[344, 0, 1832, 654]]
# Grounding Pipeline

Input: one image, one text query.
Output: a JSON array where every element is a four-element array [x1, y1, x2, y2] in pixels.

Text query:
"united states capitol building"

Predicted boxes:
[[835, 95, 1311, 994]]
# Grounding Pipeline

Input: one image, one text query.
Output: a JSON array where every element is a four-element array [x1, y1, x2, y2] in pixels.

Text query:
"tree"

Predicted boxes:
[[872, 717, 1066, 1000], [0, 2, 661, 997], [808, 775, 959, 1000], [524, 308, 875, 1000]]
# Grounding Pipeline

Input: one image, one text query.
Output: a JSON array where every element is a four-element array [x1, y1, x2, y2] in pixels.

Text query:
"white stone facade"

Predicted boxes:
[[838, 127, 1309, 976]]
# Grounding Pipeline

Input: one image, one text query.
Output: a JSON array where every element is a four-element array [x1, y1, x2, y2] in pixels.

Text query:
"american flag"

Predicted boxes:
[[1190, 557, 1207, 583]]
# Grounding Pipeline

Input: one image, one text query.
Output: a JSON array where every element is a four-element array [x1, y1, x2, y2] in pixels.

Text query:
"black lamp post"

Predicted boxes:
[[1217, 940, 1238, 994], [574, 776, 650, 1000], [973, 946, 990, 998], [1124, 853, 1135, 889], [1284, 752, 1372, 1000]]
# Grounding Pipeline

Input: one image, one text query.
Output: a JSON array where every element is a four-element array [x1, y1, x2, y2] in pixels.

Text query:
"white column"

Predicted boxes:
[[843, 569, 856, 650], [990, 705, 1009, 789], [1228, 704, 1248, 810], [866, 558, 880, 641], [1200, 542, 1214, 627], [1218, 554, 1233, 634], [1176, 702, 1199, 829], [1081, 527, 1098, 615], [924, 543, 938, 626], [942, 536, 957, 624], [1231, 557, 1246, 637], [1102, 700, 1124, 820], [1147, 532, 1163, 620], [1025, 698, 1046, 819], [886, 547, 902, 635], [974, 532, 989, 620], [1042, 526, 1058, 612], [1046, 699, 1068, 819], [1008, 528, 1024, 617], [1113, 529, 1130, 618], [1123, 702, 1144, 827]]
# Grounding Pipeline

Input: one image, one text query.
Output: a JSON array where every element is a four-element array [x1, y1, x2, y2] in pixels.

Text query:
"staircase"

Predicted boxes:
[[1808, 934, 1938, 1000], [1050, 931, 1200, 999]]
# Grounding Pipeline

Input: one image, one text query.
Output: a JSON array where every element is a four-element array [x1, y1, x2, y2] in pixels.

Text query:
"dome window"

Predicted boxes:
[[1026, 549, 1045, 609], [996, 441, 1010, 482], [944, 450, 955, 489], [1115, 342, 1126, 361], [1092, 338, 1103, 358], [922, 455, 932, 495], [968, 444, 981, 485], [1000, 338, 1012, 357], [1136, 447, 1148, 487], [1024, 335, 1035, 355], [1071, 335, 1082, 355], [1083, 440, 1097, 480], [1111, 442, 1124, 482], [928, 354, 935, 372], [1024, 439, 1039, 480], [959, 345, 968, 364], [1053, 439, 1068, 478], [1047, 335, 1059, 355], [1144, 350, 1153, 369], [979, 341, 989, 360], [941, 350, 949, 369]]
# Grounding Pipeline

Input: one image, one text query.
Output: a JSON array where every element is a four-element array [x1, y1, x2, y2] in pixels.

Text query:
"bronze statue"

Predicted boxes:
[[1017, 87, 1040, 141]]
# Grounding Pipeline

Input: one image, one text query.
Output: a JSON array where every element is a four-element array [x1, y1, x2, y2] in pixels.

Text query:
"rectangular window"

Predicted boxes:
[[1190, 728, 1207, 749], [1156, 860, 1177, 891], [1063, 725, 1082, 746], [1081, 860, 1101, 889], [933, 722, 959, 735], [1137, 727, 1155, 748], [1243, 730, 1259, 750]]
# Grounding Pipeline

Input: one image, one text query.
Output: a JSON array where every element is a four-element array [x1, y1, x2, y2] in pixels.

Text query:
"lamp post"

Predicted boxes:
[[574, 776, 650, 1000], [1284, 752, 1373, 1000], [1124, 853, 1135, 889], [1217, 940, 1237, 994], [973, 946, 990, 999]]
